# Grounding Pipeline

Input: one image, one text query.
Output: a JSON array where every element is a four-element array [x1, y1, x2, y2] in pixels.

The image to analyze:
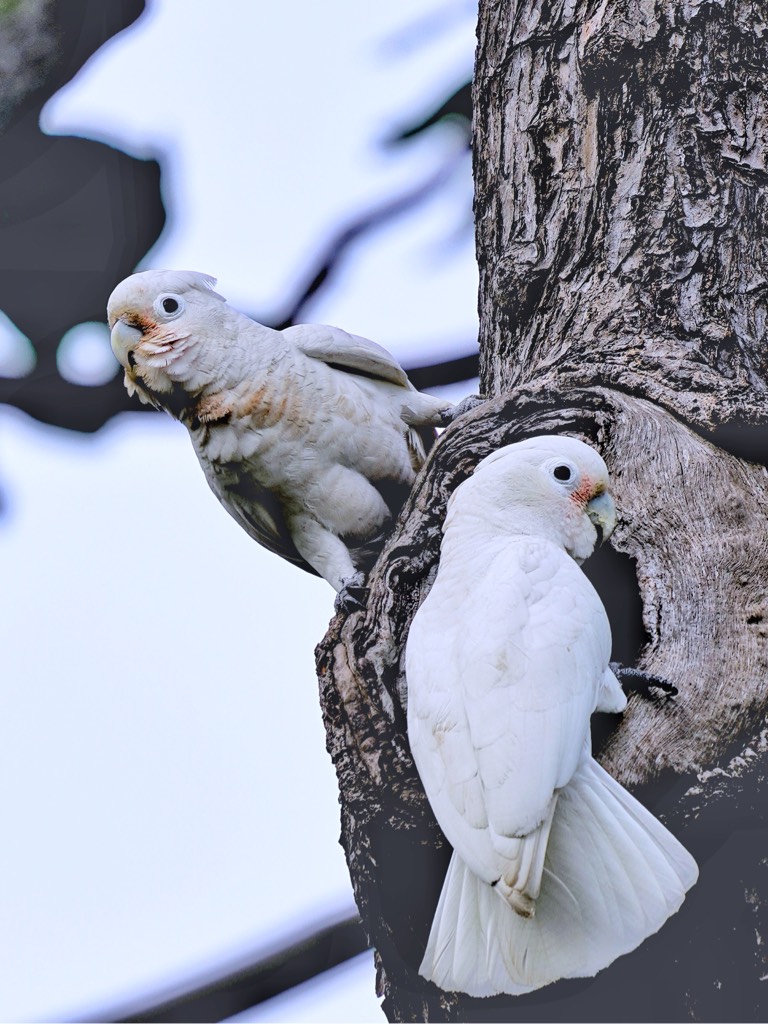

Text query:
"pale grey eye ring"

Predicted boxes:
[[154, 294, 185, 319], [547, 459, 578, 484]]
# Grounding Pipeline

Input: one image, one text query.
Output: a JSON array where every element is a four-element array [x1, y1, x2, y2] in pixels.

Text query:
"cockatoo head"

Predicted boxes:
[[448, 435, 616, 563], [107, 270, 230, 415]]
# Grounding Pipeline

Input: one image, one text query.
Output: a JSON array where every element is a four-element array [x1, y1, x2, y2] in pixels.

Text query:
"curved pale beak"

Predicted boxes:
[[586, 490, 616, 544], [110, 319, 143, 371]]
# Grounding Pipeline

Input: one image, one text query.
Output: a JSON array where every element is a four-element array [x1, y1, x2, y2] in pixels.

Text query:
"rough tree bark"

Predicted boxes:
[[316, 2, 768, 1021]]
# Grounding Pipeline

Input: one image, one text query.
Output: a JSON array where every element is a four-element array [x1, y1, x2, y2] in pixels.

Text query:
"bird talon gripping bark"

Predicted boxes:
[[441, 393, 486, 424], [609, 663, 679, 698], [334, 573, 369, 613]]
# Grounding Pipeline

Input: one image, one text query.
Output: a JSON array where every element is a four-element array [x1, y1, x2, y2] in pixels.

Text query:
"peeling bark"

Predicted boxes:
[[476, 0, 768, 425], [317, 1, 768, 1020]]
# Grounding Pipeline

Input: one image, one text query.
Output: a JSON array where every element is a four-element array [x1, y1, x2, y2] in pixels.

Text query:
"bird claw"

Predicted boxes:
[[334, 573, 369, 613], [440, 393, 486, 424], [610, 663, 679, 698]]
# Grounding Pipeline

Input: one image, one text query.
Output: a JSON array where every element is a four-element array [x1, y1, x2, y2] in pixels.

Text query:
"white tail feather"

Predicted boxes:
[[492, 793, 558, 915], [420, 757, 698, 997]]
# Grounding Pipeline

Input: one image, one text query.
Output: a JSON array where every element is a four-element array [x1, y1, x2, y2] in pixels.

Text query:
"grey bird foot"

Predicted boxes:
[[440, 393, 486, 424], [335, 572, 369, 613], [610, 662, 678, 698]]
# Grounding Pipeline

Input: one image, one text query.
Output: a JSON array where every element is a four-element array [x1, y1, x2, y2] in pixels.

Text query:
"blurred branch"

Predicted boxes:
[[80, 914, 368, 1024], [405, 351, 477, 390], [272, 147, 469, 331], [384, 81, 471, 145], [0, 372, 140, 432], [0, 348, 479, 434]]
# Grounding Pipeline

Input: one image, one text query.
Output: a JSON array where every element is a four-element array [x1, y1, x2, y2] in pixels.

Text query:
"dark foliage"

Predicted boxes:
[[0, 0, 166, 431]]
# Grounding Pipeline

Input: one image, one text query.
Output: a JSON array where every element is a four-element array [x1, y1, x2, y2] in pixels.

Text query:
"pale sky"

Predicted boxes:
[[42, 0, 478, 356], [1, 1, 478, 1019]]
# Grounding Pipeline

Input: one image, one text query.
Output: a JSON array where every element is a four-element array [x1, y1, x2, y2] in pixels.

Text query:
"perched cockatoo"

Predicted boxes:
[[107, 270, 453, 607], [406, 435, 697, 997]]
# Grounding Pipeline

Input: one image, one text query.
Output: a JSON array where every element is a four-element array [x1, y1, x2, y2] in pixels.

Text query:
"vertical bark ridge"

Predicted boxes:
[[474, 0, 768, 423]]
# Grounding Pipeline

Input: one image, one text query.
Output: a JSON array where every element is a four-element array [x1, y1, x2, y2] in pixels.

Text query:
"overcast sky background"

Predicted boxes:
[[1, 1, 478, 1021]]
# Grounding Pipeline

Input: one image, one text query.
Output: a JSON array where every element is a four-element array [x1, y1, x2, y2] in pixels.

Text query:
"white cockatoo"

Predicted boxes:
[[406, 435, 697, 997], [107, 270, 453, 606]]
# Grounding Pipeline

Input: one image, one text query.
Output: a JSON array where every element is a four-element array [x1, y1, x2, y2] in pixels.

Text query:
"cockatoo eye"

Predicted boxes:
[[153, 294, 185, 319], [547, 459, 579, 485]]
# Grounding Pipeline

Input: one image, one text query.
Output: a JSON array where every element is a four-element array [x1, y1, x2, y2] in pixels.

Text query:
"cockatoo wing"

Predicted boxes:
[[284, 322, 450, 454], [406, 436, 698, 996], [409, 540, 697, 996], [283, 323, 412, 389], [409, 538, 610, 870], [201, 458, 320, 576]]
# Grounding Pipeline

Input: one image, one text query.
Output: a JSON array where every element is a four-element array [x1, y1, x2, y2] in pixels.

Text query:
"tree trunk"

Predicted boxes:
[[316, 2, 768, 1020]]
